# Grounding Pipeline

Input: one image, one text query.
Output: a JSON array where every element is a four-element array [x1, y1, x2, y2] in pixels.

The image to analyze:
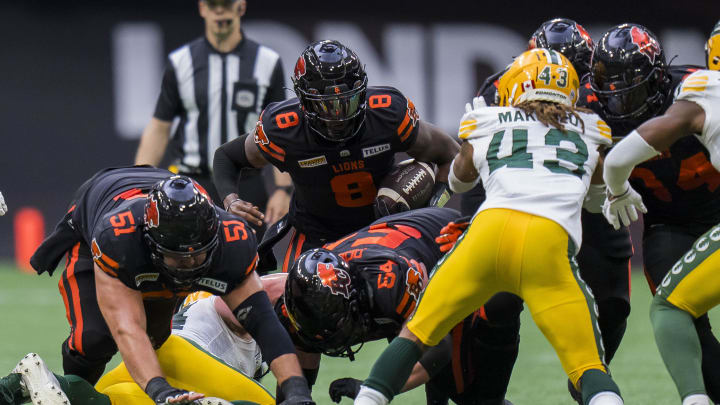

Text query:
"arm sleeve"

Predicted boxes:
[[153, 60, 182, 121], [265, 58, 287, 107], [213, 135, 249, 200]]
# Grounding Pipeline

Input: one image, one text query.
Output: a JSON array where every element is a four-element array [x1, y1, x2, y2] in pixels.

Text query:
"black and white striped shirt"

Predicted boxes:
[[154, 34, 285, 174]]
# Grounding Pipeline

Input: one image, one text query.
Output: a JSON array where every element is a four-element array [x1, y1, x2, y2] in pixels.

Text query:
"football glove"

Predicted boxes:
[[0, 192, 6, 216], [464, 96, 487, 113], [329, 378, 362, 403], [277, 376, 314, 405], [602, 184, 647, 230], [435, 216, 471, 252]]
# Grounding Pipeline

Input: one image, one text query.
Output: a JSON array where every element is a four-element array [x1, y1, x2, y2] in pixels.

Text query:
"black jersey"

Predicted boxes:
[[253, 86, 420, 240], [581, 65, 720, 230], [323, 207, 460, 339], [32, 166, 258, 297]]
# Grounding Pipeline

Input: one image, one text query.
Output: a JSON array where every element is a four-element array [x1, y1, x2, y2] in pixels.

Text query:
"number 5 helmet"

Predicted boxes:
[[528, 18, 595, 78], [283, 248, 371, 359], [497, 48, 580, 107], [292, 40, 368, 143], [144, 176, 219, 290], [707, 20, 720, 71], [590, 24, 670, 128]]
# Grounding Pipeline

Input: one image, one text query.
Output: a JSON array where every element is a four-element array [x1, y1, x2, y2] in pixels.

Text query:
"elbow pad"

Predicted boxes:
[[448, 160, 479, 193], [233, 291, 296, 364]]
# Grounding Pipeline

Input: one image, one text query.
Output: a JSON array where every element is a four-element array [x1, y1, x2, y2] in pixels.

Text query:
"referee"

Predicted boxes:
[[135, 0, 291, 228]]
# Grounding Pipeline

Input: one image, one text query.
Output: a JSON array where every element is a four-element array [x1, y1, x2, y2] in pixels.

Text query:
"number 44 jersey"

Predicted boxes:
[[459, 107, 612, 252]]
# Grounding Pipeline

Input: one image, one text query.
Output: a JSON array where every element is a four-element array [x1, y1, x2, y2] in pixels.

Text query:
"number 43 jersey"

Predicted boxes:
[[459, 107, 612, 251]]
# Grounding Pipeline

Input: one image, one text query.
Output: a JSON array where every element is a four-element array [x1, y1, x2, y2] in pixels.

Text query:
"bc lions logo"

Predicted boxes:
[[317, 262, 352, 299], [90, 238, 103, 261], [191, 180, 212, 202], [575, 24, 593, 49], [294, 56, 306, 80], [630, 26, 661, 64], [145, 196, 160, 228]]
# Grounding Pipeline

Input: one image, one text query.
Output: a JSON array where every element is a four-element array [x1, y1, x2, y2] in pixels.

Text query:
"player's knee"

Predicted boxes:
[[77, 331, 118, 360]]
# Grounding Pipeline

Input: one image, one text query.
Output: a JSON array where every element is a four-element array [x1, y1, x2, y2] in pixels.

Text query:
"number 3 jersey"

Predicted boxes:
[[253, 86, 420, 241], [459, 107, 612, 251]]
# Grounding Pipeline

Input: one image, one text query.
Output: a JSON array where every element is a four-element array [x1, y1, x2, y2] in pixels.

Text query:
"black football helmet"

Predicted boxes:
[[283, 248, 371, 359], [144, 176, 219, 290], [528, 18, 595, 78], [292, 40, 368, 142], [590, 24, 671, 132]]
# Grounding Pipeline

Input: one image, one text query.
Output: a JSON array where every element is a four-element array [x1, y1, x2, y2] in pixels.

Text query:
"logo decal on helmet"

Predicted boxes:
[[630, 26, 661, 63], [91, 238, 103, 261], [191, 180, 212, 202], [145, 195, 160, 228], [576, 24, 592, 48], [294, 55, 306, 80], [317, 262, 352, 299]]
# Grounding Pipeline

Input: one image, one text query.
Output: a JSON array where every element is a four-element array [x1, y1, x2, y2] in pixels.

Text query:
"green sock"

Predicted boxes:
[[579, 369, 621, 404], [56, 374, 111, 405], [363, 337, 423, 401], [650, 295, 706, 399]]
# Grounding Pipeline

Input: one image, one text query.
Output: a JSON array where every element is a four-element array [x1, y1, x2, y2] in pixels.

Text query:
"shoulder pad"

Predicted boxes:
[[575, 111, 613, 146], [253, 99, 303, 163], [458, 106, 510, 140], [677, 70, 720, 99]]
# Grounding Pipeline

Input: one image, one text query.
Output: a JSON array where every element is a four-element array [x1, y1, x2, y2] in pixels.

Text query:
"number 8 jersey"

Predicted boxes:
[[253, 86, 420, 241], [459, 106, 612, 252]]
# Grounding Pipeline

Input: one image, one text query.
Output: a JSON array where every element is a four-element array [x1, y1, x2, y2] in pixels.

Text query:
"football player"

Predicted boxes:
[[354, 49, 623, 405], [26, 167, 314, 405], [584, 23, 720, 402], [279, 207, 515, 405], [600, 20, 720, 405], [461, 18, 632, 404], [212, 40, 460, 271]]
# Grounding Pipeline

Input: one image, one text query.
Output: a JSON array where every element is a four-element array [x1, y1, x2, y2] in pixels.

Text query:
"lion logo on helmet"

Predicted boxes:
[[317, 262, 352, 299], [630, 26, 660, 64], [294, 55, 307, 80]]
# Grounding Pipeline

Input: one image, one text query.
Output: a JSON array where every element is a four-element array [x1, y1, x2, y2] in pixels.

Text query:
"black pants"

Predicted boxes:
[[58, 242, 177, 385], [643, 223, 720, 402]]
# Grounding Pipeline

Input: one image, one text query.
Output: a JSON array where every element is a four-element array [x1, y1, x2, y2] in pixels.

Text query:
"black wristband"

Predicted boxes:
[[144, 376, 176, 402], [277, 185, 294, 195], [280, 376, 312, 399]]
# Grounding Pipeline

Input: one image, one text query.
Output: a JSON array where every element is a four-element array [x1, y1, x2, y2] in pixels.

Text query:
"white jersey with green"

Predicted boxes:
[[676, 69, 720, 171], [458, 106, 612, 251]]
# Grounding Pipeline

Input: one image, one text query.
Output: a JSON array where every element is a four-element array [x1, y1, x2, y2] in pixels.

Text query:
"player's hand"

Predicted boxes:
[[464, 96, 487, 113], [0, 192, 6, 216], [435, 217, 471, 252], [265, 188, 291, 225], [602, 184, 647, 230], [329, 378, 362, 403], [223, 193, 264, 226]]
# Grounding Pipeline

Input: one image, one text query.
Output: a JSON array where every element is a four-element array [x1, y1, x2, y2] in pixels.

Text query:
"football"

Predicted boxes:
[[375, 159, 436, 216]]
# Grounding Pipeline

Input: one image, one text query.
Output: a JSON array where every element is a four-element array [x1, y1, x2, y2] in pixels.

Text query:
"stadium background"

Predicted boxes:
[[1, 1, 720, 403]]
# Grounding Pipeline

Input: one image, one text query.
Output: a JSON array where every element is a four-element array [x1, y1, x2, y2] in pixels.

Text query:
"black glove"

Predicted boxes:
[[144, 377, 196, 404], [278, 376, 315, 405], [329, 378, 362, 403]]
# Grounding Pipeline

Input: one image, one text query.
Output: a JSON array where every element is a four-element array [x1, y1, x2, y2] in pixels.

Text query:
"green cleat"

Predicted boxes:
[[0, 372, 27, 405]]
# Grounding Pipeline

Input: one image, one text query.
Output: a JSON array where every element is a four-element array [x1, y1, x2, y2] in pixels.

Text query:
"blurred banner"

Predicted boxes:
[[0, 0, 718, 262]]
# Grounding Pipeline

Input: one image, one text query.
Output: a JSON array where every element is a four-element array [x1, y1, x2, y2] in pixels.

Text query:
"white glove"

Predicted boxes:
[[464, 96, 487, 113], [602, 184, 647, 230], [0, 192, 6, 216]]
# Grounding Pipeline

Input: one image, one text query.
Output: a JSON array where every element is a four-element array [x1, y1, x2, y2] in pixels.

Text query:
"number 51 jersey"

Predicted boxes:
[[459, 107, 612, 252]]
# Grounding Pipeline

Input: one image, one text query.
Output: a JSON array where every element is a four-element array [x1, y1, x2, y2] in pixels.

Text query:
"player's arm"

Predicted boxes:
[[406, 120, 460, 184], [135, 118, 172, 166], [135, 61, 181, 166], [221, 271, 313, 403], [213, 133, 269, 226], [265, 168, 293, 225], [447, 141, 480, 193], [604, 100, 705, 196], [94, 265, 202, 403]]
